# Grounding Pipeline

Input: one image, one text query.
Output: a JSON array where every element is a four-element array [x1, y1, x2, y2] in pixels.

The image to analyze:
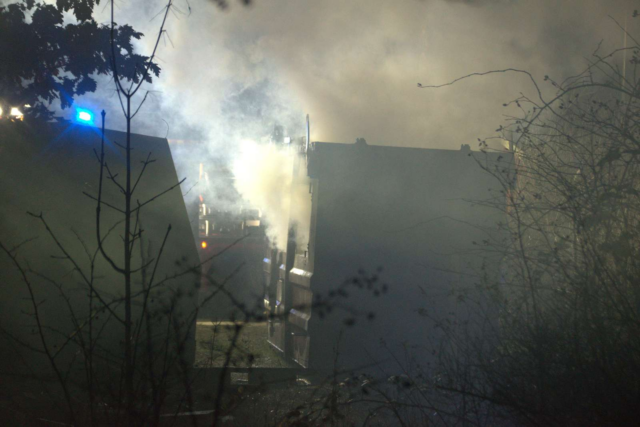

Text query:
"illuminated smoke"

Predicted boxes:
[[71, 0, 635, 149], [232, 140, 311, 251]]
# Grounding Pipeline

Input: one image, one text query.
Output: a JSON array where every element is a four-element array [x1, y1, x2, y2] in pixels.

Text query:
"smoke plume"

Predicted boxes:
[[232, 140, 311, 251], [54, 0, 638, 244]]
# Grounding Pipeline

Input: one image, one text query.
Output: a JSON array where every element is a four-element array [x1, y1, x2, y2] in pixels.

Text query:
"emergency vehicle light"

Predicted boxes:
[[76, 108, 93, 124]]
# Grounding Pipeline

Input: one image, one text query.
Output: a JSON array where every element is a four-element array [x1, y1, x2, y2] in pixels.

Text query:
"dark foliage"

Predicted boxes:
[[0, 0, 159, 118]]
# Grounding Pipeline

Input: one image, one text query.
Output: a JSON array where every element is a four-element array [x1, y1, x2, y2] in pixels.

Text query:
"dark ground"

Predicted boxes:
[[0, 321, 395, 426], [195, 321, 295, 369]]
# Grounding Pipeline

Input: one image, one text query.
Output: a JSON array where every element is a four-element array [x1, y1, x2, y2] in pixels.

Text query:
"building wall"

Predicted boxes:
[[299, 142, 508, 373], [0, 121, 199, 378]]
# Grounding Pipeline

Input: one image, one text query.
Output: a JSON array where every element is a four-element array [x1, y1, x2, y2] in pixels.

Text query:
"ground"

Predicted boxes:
[[0, 321, 392, 426], [195, 321, 296, 369]]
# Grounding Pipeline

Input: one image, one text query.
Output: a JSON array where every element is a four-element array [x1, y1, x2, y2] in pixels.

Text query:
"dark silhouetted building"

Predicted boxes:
[[264, 140, 510, 374], [0, 121, 199, 378]]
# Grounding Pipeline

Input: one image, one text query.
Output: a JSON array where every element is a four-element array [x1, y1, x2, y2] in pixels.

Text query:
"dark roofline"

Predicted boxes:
[[0, 120, 170, 145], [310, 141, 510, 158]]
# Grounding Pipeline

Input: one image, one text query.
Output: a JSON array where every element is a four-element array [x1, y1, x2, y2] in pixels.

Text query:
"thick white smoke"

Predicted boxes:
[[232, 140, 311, 251], [68, 0, 636, 146]]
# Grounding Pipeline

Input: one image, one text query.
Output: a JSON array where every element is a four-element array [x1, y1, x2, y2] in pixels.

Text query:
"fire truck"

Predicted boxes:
[[192, 162, 267, 321], [198, 203, 262, 240]]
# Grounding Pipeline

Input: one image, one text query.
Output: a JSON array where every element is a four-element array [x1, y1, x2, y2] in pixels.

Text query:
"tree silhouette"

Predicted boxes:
[[0, 0, 159, 119], [417, 13, 640, 427]]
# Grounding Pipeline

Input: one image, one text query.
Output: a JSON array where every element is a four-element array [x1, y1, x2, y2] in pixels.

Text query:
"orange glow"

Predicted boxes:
[[201, 241, 208, 249], [199, 195, 203, 203], [9, 107, 23, 121]]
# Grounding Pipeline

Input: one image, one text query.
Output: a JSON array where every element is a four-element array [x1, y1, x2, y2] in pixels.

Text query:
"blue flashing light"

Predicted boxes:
[[76, 108, 94, 124]]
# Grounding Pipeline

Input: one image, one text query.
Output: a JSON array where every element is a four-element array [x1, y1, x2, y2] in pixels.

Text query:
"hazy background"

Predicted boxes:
[[60, 0, 636, 150]]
